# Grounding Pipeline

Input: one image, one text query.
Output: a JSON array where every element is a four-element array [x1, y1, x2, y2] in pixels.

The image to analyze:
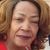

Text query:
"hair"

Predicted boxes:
[[0, 0, 49, 50]]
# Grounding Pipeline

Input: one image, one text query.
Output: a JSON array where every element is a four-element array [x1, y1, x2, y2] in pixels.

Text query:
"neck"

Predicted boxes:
[[4, 39, 26, 50]]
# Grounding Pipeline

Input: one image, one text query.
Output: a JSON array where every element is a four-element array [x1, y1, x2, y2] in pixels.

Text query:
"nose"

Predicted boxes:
[[21, 21, 30, 32]]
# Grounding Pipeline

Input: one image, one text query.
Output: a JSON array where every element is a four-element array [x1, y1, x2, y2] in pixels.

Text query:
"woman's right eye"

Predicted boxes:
[[15, 18, 24, 23]]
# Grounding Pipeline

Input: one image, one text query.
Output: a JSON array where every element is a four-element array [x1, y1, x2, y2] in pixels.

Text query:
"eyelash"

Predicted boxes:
[[15, 18, 38, 24], [30, 21, 38, 24], [16, 18, 24, 22]]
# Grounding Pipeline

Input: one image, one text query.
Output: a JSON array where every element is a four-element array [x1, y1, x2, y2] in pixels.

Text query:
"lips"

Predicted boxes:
[[16, 35, 31, 40]]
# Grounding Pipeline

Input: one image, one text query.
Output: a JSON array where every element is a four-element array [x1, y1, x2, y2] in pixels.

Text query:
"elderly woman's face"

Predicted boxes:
[[8, 1, 39, 47]]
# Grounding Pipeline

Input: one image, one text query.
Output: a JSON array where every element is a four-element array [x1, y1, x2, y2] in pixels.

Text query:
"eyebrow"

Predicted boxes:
[[17, 12, 39, 18], [30, 16, 39, 18], [18, 13, 26, 16]]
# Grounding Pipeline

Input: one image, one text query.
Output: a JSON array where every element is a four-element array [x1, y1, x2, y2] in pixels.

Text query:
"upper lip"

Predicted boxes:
[[16, 35, 31, 38]]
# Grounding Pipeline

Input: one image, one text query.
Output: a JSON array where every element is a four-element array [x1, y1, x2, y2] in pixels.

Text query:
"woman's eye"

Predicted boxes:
[[31, 21, 38, 24], [16, 18, 24, 23]]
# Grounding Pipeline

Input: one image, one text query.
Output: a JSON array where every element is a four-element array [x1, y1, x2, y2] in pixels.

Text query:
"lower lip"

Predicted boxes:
[[16, 35, 31, 40]]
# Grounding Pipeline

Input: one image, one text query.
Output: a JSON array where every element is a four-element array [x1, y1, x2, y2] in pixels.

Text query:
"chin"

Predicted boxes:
[[13, 37, 32, 47], [14, 41, 31, 47]]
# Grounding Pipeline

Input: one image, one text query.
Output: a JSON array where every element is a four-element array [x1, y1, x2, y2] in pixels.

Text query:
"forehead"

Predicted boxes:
[[13, 1, 39, 15]]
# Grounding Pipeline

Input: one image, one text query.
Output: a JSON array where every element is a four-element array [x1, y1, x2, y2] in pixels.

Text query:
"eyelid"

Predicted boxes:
[[30, 21, 39, 24], [13, 17, 24, 19], [15, 18, 24, 22]]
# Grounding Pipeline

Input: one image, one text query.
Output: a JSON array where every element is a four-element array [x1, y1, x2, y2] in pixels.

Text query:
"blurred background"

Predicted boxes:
[[44, 0, 50, 6]]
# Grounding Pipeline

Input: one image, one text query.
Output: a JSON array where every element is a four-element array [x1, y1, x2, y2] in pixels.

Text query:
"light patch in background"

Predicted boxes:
[[44, 0, 50, 6], [44, 38, 50, 50]]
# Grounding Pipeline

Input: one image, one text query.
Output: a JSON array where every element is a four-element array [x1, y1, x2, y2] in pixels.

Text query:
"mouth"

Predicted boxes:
[[16, 35, 31, 40]]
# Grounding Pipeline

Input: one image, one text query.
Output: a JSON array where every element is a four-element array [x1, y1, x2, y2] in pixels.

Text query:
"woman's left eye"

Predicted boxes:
[[30, 21, 38, 24]]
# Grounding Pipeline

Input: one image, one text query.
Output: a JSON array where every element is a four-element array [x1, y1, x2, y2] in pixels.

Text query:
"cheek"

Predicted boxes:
[[11, 21, 21, 32], [9, 21, 21, 38], [31, 26, 39, 39]]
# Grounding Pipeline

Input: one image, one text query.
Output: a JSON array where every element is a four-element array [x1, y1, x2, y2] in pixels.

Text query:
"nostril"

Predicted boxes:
[[21, 26, 30, 32]]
